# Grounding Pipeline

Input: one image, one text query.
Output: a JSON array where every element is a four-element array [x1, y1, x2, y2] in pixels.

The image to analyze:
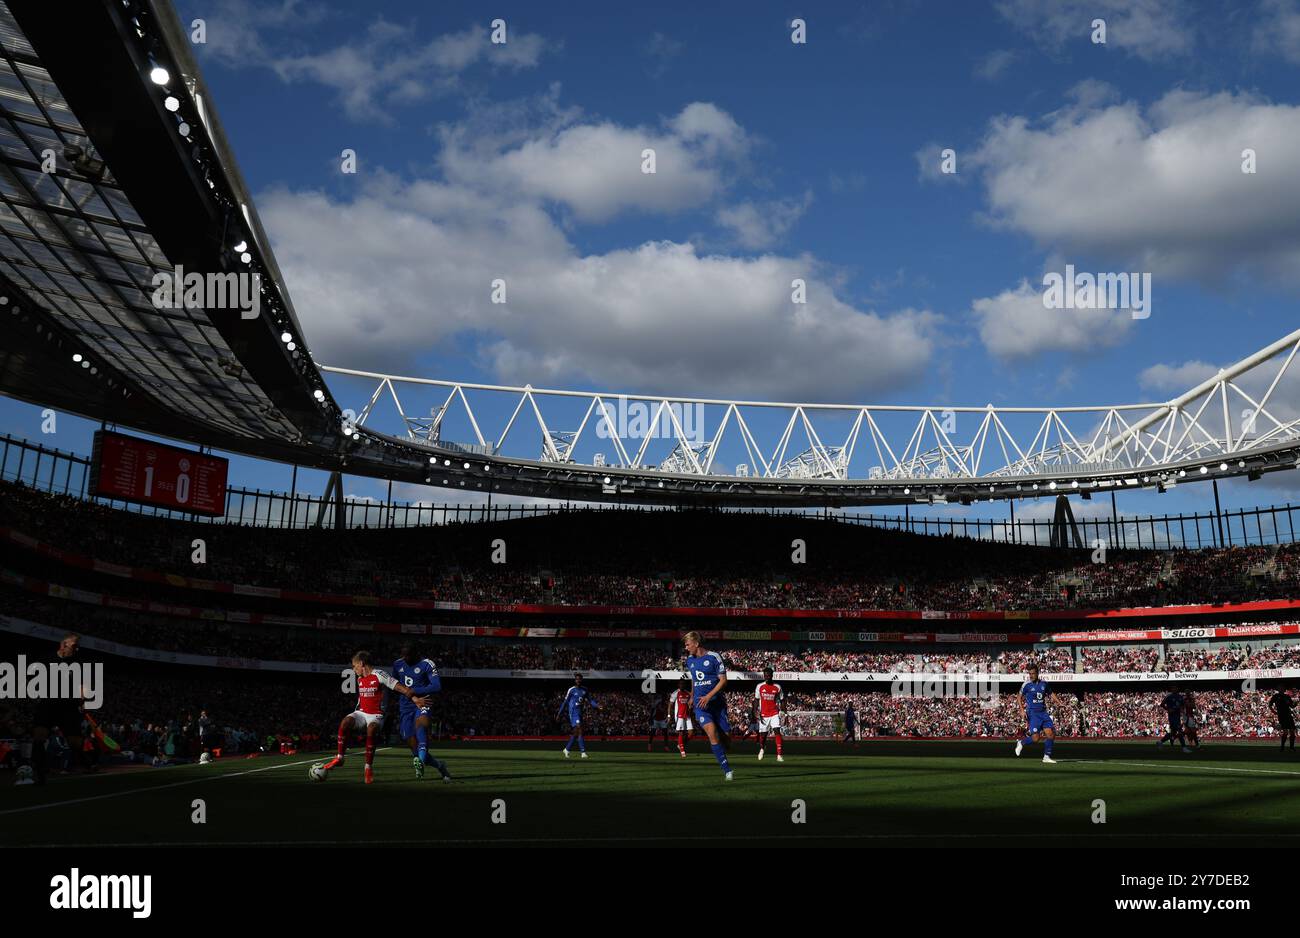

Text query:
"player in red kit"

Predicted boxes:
[[755, 667, 785, 762], [320, 651, 431, 784], [669, 678, 693, 757], [648, 693, 672, 751]]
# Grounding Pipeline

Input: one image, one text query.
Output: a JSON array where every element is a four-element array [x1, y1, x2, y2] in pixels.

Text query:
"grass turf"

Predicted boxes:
[[2, 739, 1298, 847]]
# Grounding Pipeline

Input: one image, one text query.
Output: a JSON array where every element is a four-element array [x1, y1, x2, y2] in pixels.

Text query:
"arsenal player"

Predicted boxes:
[[648, 692, 672, 751], [669, 678, 693, 757], [320, 651, 431, 785], [755, 667, 785, 762]]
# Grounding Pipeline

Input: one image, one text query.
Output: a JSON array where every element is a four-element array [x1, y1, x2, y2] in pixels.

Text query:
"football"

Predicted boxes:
[[307, 763, 328, 782]]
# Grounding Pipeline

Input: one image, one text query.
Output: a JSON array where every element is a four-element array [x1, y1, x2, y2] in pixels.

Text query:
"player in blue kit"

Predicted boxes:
[[683, 630, 733, 781], [392, 644, 451, 781], [559, 673, 598, 758], [1156, 688, 1191, 752], [1014, 664, 1057, 764]]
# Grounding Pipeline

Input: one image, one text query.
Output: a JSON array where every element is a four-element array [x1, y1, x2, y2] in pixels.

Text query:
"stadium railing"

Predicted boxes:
[[2, 431, 1296, 548]]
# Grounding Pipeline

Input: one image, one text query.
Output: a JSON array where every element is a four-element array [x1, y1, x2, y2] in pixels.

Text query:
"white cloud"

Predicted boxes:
[[973, 49, 1017, 81], [198, 4, 548, 122], [969, 88, 1300, 287], [1138, 352, 1300, 437], [714, 191, 813, 250], [197, 0, 326, 64], [263, 166, 937, 401], [439, 102, 750, 223], [1253, 0, 1300, 64], [971, 279, 1133, 361], [1138, 360, 1220, 395], [994, 0, 1195, 60]]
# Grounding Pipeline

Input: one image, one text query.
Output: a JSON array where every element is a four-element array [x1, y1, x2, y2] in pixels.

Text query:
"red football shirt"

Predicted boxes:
[[670, 689, 691, 719], [356, 670, 396, 714], [755, 681, 783, 718]]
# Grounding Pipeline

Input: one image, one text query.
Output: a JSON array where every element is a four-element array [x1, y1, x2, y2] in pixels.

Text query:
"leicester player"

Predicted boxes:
[[321, 651, 430, 785], [1156, 688, 1190, 752], [843, 703, 858, 745], [392, 643, 451, 782], [683, 631, 732, 780], [559, 673, 598, 758], [1014, 664, 1057, 764]]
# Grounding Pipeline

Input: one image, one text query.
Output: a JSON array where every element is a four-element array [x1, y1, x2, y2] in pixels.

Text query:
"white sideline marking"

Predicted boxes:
[[1063, 758, 1300, 777], [0, 749, 391, 816]]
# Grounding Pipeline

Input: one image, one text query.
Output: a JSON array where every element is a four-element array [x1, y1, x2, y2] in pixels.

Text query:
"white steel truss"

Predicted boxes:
[[322, 328, 1300, 504]]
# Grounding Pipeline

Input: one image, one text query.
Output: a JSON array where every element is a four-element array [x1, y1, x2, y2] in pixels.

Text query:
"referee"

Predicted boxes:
[[29, 633, 86, 785]]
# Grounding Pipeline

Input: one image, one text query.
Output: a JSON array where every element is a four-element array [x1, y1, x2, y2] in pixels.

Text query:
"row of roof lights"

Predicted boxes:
[[146, 43, 339, 423], [3, 294, 115, 381], [150, 61, 181, 112]]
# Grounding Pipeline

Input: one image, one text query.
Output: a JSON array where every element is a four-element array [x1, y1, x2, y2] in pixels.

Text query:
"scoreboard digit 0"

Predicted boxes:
[[88, 430, 228, 516]]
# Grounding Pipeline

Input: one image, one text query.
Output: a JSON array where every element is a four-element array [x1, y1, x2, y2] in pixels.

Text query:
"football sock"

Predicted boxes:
[[1043, 737, 1054, 756], [336, 731, 347, 758], [416, 723, 429, 761], [578, 735, 586, 753], [775, 735, 783, 756], [710, 743, 730, 773], [758, 732, 765, 751], [364, 735, 375, 768], [1020, 736, 1034, 748], [678, 733, 686, 752]]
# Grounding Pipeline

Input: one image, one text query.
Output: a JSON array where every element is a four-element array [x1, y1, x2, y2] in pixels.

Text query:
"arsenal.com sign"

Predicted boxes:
[[89, 431, 228, 517]]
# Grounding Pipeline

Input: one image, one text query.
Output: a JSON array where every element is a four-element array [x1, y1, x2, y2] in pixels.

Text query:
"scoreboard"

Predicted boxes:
[[89, 430, 229, 516]]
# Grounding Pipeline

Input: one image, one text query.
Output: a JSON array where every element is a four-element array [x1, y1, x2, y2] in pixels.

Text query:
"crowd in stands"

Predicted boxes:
[[1079, 646, 1162, 673], [1162, 643, 1300, 671], [4, 480, 1298, 613], [9, 589, 1300, 678], [645, 645, 1076, 673]]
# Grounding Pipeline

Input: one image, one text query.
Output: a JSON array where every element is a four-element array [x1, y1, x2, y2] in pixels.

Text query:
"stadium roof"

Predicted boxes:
[[0, 0, 1298, 508], [0, 0, 341, 467]]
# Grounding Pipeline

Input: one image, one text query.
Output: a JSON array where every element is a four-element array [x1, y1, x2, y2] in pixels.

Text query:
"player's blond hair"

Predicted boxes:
[[683, 630, 702, 645]]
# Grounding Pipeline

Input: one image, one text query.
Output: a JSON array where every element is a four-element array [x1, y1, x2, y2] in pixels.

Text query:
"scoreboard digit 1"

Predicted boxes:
[[88, 430, 229, 516]]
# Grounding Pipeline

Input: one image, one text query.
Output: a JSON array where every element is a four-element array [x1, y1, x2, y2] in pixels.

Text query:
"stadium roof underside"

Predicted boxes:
[[0, 1, 1298, 508]]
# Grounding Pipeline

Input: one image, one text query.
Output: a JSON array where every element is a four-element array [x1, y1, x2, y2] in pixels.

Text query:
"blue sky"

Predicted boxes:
[[5, 0, 1300, 524]]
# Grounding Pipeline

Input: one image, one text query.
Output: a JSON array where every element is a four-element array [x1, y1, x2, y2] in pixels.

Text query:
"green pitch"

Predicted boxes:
[[2, 740, 1298, 847]]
